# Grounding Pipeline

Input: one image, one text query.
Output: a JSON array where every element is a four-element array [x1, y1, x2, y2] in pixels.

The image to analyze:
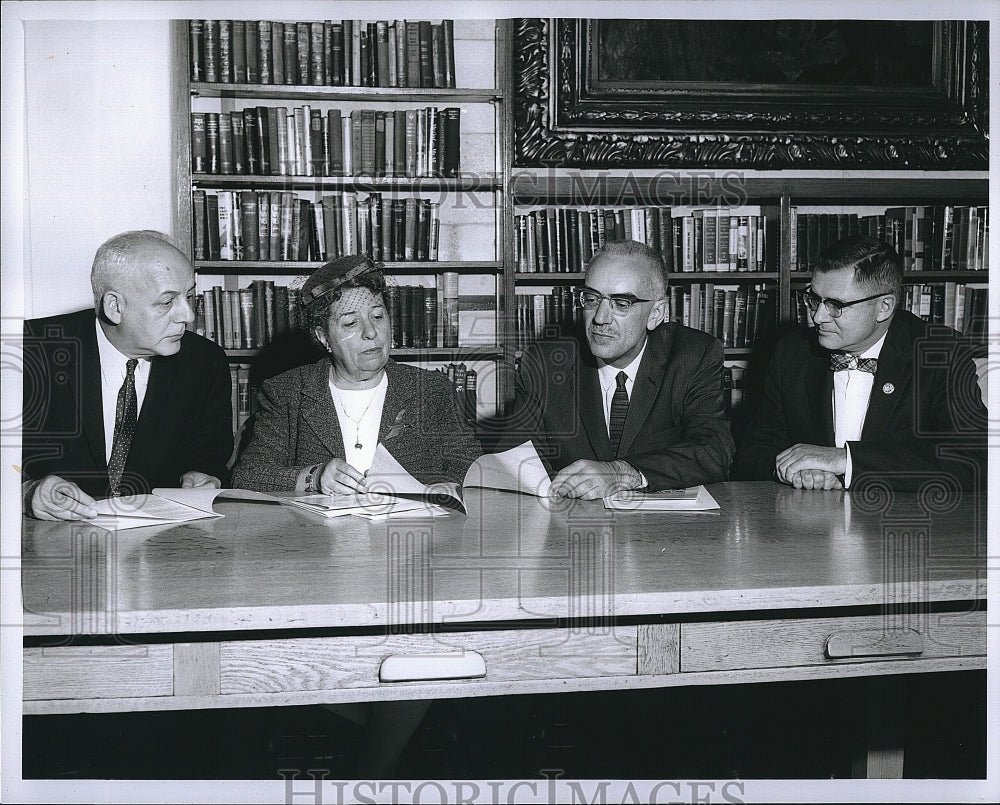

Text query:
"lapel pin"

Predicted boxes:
[[882, 382, 895, 395]]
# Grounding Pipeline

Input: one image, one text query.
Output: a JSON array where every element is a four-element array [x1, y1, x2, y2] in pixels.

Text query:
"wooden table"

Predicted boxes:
[[22, 482, 986, 777]]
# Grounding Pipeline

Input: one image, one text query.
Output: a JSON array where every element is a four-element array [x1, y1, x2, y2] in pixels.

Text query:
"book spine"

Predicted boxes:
[[204, 20, 219, 82], [442, 271, 459, 347], [189, 20, 204, 82], [218, 20, 232, 83], [192, 190, 207, 261], [232, 20, 247, 83], [310, 21, 325, 85], [190, 113, 206, 172], [442, 19, 455, 87], [418, 21, 434, 88], [257, 20, 271, 83], [218, 112, 233, 174], [205, 112, 220, 174], [330, 22, 344, 85]]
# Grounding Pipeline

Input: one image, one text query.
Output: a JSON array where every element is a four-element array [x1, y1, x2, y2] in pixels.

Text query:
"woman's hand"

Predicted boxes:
[[317, 459, 369, 495]]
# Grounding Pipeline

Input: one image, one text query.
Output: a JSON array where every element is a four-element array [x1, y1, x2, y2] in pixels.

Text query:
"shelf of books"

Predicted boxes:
[[511, 200, 781, 372], [508, 168, 989, 415], [787, 202, 990, 337], [175, 18, 507, 431]]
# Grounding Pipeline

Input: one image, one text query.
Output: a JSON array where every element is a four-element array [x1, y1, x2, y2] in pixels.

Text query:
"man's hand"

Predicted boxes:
[[27, 475, 97, 520], [180, 471, 222, 489], [550, 459, 643, 500], [787, 469, 844, 491], [775, 444, 847, 489], [317, 459, 368, 495]]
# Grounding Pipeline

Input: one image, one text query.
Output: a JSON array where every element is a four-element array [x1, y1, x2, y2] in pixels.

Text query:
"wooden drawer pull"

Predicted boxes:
[[379, 651, 487, 682], [825, 629, 923, 659]]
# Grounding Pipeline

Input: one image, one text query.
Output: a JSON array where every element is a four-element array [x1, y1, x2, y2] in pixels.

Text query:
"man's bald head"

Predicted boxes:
[[90, 230, 186, 308]]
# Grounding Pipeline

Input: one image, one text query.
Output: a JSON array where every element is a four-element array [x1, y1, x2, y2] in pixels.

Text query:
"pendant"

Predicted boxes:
[[354, 442, 363, 450]]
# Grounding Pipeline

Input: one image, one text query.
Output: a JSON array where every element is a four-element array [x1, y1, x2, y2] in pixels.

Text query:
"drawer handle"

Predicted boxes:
[[379, 651, 487, 683], [825, 629, 923, 659]]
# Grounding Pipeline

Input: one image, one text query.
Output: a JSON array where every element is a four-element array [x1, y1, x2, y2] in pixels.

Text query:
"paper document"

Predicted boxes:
[[88, 487, 276, 530], [603, 485, 720, 512], [289, 441, 553, 519]]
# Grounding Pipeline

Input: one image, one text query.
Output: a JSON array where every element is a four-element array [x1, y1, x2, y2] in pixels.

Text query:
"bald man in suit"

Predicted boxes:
[[22, 230, 233, 519], [501, 240, 733, 499]]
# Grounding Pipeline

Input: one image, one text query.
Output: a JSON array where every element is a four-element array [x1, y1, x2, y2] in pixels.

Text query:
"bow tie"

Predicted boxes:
[[829, 353, 878, 374]]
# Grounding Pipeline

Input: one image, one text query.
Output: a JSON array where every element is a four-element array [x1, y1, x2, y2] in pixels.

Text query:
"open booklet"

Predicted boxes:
[[603, 485, 720, 512], [88, 487, 278, 531], [289, 440, 553, 519]]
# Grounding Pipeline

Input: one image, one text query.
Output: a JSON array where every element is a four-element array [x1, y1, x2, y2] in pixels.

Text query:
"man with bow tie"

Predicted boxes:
[[733, 235, 987, 491]]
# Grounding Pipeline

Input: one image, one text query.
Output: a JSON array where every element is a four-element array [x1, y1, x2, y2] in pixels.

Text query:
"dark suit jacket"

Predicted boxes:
[[499, 323, 734, 491], [22, 309, 233, 497], [231, 358, 482, 490], [732, 310, 988, 491]]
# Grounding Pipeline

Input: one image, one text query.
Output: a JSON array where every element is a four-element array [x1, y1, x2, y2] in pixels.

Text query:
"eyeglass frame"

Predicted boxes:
[[797, 286, 892, 319], [576, 287, 659, 316]]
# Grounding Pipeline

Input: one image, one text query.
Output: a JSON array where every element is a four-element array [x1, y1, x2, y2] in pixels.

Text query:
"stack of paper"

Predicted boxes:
[[603, 485, 720, 512]]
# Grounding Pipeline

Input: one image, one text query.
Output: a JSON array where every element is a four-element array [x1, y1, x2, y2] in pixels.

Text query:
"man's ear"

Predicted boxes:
[[101, 291, 124, 325], [875, 293, 898, 323], [646, 297, 668, 330]]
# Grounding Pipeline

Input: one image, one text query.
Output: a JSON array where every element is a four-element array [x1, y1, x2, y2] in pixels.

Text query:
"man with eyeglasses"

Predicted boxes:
[[733, 234, 986, 491], [500, 239, 734, 499]]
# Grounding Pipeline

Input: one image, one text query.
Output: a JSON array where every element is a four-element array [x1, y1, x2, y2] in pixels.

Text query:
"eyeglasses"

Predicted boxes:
[[576, 288, 655, 316], [797, 287, 891, 319]]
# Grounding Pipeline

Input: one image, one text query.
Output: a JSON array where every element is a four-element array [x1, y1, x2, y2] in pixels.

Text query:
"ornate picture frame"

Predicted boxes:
[[512, 18, 988, 169]]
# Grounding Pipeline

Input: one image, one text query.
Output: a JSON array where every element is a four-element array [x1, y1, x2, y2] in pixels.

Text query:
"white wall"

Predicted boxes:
[[22, 18, 174, 318]]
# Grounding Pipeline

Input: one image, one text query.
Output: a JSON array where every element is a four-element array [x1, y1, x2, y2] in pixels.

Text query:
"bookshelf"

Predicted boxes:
[[509, 168, 989, 412], [173, 18, 990, 425], [171, 19, 510, 430]]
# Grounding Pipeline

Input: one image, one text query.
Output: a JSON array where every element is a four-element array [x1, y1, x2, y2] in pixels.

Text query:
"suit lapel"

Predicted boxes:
[[76, 314, 108, 473], [861, 315, 910, 440], [578, 348, 613, 461], [617, 331, 666, 457], [300, 360, 345, 458], [806, 340, 835, 445], [380, 361, 415, 440]]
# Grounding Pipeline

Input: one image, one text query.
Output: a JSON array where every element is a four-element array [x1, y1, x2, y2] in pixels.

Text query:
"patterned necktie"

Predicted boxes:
[[829, 353, 878, 374], [108, 359, 138, 496], [608, 371, 629, 454]]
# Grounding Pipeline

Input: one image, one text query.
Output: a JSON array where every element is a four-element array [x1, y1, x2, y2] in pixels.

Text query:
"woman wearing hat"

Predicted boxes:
[[232, 255, 482, 494], [231, 254, 482, 776]]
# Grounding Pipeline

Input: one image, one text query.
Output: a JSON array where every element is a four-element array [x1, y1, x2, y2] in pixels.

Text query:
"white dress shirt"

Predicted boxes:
[[95, 319, 150, 464], [832, 332, 887, 488], [597, 342, 647, 438]]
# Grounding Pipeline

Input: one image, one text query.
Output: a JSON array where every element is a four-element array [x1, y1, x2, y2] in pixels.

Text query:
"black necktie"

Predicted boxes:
[[609, 370, 629, 454], [108, 359, 138, 495], [829, 353, 878, 374]]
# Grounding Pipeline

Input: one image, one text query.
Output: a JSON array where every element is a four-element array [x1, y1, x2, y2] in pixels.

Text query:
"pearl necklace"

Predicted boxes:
[[330, 382, 380, 451]]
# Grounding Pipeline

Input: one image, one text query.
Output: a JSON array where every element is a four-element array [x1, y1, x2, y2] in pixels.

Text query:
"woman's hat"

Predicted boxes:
[[301, 255, 379, 308]]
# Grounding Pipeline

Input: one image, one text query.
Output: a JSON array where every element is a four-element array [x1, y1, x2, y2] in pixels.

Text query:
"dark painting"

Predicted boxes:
[[595, 20, 934, 87]]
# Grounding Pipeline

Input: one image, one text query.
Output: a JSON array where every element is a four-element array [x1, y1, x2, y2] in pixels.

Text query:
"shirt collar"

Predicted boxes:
[[858, 331, 888, 360], [597, 339, 648, 390], [95, 317, 147, 379]]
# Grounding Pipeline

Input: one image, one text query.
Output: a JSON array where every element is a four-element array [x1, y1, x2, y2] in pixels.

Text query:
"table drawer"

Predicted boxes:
[[681, 611, 986, 673], [221, 627, 637, 694], [23, 645, 174, 701]]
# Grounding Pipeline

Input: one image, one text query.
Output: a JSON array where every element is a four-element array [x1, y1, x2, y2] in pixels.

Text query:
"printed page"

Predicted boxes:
[[464, 441, 552, 497], [89, 493, 223, 531]]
